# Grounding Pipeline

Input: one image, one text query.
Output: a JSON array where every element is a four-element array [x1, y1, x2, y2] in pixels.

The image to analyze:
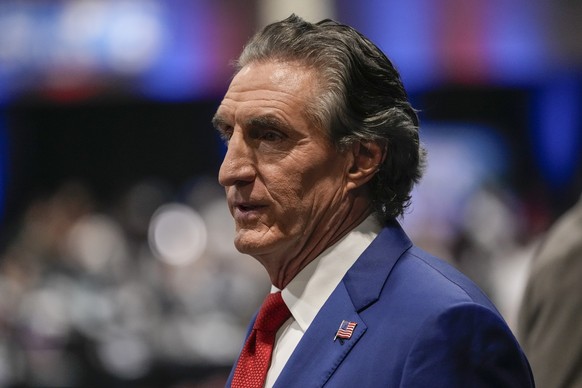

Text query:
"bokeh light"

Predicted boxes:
[[148, 203, 207, 266]]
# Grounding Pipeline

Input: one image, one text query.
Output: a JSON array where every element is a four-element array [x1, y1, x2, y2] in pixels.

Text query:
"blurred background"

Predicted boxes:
[[0, 0, 581, 386]]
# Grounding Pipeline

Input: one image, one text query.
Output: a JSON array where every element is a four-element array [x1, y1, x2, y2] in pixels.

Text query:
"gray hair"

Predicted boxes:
[[235, 14, 427, 224]]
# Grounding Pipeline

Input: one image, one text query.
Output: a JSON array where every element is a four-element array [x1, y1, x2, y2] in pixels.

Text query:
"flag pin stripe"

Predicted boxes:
[[334, 320, 357, 341]]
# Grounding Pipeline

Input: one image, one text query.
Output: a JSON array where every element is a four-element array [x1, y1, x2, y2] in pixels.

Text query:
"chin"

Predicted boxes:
[[233, 232, 265, 255], [233, 229, 282, 257]]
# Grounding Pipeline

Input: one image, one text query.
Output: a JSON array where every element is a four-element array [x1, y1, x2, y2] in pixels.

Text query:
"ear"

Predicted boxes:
[[346, 141, 386, 191]]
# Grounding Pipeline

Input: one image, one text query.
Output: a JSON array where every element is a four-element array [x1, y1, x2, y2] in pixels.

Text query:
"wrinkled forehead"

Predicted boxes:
[[216, 60, 325, 125]]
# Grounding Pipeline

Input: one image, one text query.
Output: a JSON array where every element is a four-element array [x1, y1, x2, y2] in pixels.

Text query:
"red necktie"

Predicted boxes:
[[231, 292, 291, 388]]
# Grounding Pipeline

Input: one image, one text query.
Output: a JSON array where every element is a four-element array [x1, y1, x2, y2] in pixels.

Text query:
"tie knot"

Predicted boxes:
[[253, 292, 291, 332]]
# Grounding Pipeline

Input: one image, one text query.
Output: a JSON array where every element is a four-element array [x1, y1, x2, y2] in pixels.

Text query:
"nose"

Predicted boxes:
[[218, 129, 256, 187]]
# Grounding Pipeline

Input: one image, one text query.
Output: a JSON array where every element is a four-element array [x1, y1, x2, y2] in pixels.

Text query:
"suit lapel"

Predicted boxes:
[[343, 220, 412, 311], [274, 282, 366, 387], [274, 221, 412, 387]]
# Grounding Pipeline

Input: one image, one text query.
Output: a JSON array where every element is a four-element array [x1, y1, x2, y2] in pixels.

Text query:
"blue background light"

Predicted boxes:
[[532, 77, 582, 189], [338, 0, 440, 91]]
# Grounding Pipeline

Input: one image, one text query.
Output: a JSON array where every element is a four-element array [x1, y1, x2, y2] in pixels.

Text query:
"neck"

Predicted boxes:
[[263, 195, 373, 289]]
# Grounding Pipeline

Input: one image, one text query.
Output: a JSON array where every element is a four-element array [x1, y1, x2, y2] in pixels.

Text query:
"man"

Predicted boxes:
[[518, 195, 582, 388], [213, 14, 534, 387]]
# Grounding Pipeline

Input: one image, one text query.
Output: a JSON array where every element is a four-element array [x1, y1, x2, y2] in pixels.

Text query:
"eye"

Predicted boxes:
[[218, 126, 233, 144], [260, 130, 284, 142]]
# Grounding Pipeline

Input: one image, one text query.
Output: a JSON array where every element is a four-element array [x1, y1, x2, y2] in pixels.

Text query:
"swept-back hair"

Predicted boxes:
[[235, 14, 427, 223]]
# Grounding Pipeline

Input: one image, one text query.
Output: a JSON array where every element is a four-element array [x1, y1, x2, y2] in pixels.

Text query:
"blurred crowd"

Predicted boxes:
[[0, 178, 269, 387]]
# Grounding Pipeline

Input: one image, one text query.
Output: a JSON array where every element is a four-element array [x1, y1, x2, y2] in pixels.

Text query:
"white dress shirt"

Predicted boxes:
[[264, 216, 380, 387]]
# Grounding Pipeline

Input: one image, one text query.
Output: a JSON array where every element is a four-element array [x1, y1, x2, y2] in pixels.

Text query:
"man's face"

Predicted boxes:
[[213, 61, 352, 264]]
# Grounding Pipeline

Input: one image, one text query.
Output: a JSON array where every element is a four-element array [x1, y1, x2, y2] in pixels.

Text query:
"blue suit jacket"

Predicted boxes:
[[228, 221, 534, 387]]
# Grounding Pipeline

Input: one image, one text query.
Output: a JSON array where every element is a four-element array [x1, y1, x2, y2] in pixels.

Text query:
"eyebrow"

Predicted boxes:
[[244, 114, 291, 132], [212, 113, 292, 133]]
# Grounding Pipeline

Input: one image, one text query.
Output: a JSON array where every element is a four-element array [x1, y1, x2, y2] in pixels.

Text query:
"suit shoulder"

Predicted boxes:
[[390, 245, 499, 313], [400, 302, 534, 387]]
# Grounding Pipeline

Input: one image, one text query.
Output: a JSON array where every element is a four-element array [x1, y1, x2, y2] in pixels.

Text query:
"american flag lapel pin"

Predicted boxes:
[[334, 320, 357, 341]]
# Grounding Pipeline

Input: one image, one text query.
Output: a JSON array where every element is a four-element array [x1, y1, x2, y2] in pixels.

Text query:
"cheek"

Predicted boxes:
[[266, 173, 304, 210], [261, 150, 348, 218], [301, 158, 347, 199], [270, 165, 344, 216]]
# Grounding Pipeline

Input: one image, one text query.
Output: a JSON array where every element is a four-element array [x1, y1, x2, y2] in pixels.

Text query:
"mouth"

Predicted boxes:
[[231, 200, 268, 218], [234, 202, 267, 213]]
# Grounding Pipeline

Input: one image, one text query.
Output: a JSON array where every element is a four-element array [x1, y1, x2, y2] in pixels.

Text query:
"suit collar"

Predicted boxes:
[[343, 220, 412, 311]]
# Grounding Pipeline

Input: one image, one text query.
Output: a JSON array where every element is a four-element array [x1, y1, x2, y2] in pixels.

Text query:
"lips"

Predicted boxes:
[[234, 202, 266, 212], [231, 200, 268, 220]]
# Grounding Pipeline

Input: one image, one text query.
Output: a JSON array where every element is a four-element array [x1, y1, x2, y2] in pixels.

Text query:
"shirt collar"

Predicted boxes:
[[273, 215, 381, 332]]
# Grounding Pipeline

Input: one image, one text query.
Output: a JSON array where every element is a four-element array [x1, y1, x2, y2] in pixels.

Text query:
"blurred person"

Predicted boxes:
[[518, 194, 582, 388], [213, 14, 534, 387]]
